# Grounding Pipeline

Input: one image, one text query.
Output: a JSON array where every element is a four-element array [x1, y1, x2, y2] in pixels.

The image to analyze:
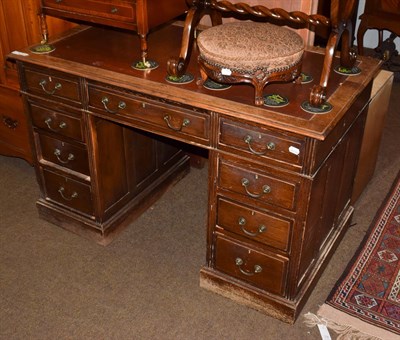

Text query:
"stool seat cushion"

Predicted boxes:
[[197, 22, 304, 74]]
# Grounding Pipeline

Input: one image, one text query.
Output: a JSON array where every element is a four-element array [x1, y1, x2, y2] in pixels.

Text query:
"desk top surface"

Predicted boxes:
[[10, 24, 381, 140]]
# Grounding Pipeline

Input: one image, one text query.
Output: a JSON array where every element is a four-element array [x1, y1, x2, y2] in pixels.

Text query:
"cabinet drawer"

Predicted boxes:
[[0, 112, 30, 151], [42, 0, 135, 23], [24, 68, 81, 105], [37, 133, 89, 176], [88, 85, 211, 146], [30, 103, 84, 142], [215, 234, 287, 296], [218, 159, 298, 211], [42, 168, 93, 216], [219, 117, 305, 169], [217, 198, 292, 251]]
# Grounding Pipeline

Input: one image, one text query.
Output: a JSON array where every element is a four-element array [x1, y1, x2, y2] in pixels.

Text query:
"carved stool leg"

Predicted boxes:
[[197, 67, 208, 86], [253, 82, 266, 106]]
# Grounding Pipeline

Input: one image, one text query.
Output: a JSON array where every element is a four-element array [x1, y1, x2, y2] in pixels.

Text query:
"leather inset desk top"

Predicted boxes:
[[12, 24, 380, 139]]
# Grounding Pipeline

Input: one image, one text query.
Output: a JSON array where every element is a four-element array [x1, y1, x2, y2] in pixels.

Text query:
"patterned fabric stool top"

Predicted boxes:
[[197, 22, 305, 74]]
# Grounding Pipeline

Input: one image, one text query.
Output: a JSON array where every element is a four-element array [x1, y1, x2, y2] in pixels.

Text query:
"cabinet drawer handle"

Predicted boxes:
[[241, 178, 271, 198], [235, 257, 262, 276], [55, 0, 63, 3], [238, 217, 266, 237], [111, 7, 118, 14], [54, 148, 75, 164], [58, 186, 78, 201], [39, 79, 62, 95], [163, 115, 190, 131], [45, 118, 67, 131], [101, 96, 126, 114], [2, 115, 18, 129], [244, 135, 275, 155]]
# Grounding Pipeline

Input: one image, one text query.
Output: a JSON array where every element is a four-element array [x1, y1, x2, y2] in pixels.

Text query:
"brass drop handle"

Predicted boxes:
[[2, 116, 18, 129], [39, 79, 62, 95], [235, 257, 262, 276], [45, 118, 67, 131], [238, 217, 267, 237], [101, 96, 126, 114], [111, 7, 118, 14], [58, 187, 78, 201], [163, 115, 190, 131], [54, 148, 75, 164], [241, 178, 271, 198], [244, 135, 275, 155]]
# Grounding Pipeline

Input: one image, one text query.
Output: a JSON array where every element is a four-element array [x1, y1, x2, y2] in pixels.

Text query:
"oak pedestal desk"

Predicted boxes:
[[10, 24, 381, 323]]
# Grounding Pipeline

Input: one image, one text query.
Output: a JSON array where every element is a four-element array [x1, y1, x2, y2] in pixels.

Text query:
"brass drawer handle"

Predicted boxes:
[[244, 135, 275, 155], [235, 257, 262, 276], [101, 96, 126, 114], [2, 115, 18, 129], [163, 115, 190, 131], [45, 118, 67, 131], [39, 79, 62, 95], [238, 217, 267, 237], [54, 148, 75, 164], [58, 186, 78, 201], [241, 178, 271, 198], [110, 7, 118, 14]]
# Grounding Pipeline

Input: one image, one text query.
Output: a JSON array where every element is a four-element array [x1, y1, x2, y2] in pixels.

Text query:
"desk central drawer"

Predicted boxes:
[[87, 84, 211, 146]]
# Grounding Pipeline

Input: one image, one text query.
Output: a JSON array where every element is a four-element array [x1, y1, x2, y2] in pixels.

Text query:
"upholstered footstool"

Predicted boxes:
[[197, 21, 305, 106]]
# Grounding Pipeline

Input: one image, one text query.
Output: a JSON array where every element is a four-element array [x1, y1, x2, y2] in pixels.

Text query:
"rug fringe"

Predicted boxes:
[[303, 312, 383, 340]]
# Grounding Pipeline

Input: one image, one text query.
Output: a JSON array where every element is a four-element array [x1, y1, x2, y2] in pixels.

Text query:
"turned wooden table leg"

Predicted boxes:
[[39, 12, 49, 45], [139, 33, 148, 63]]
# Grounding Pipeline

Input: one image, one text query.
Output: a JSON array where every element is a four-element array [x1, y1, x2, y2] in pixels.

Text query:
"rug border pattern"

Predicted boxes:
[[326, 173, 400, 334]]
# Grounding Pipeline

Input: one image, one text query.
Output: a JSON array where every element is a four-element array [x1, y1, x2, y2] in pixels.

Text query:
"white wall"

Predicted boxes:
[[355, 0, 400, 50]]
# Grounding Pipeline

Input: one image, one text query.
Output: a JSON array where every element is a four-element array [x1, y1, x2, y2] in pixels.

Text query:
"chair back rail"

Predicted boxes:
[[211, 1, 330, 29]]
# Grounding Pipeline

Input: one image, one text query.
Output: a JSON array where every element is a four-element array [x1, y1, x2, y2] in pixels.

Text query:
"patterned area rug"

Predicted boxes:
[[314, 173, 400, 339]]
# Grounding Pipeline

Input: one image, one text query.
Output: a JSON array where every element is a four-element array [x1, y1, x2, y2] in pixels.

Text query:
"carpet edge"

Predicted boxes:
[[316, 304, 398, 340]]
